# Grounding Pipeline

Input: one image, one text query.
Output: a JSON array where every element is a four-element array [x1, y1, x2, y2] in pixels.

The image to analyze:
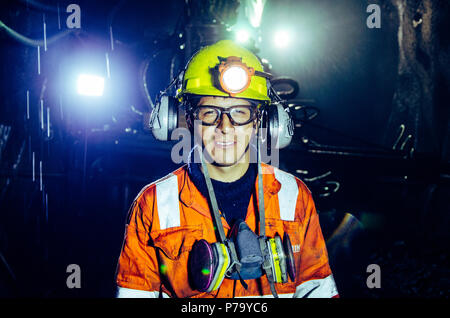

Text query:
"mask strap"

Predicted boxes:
[[198, 147, 242, 278], [257, 113, 279, 298], [198, 147, 226, 242], [257, 136, 265, 237]]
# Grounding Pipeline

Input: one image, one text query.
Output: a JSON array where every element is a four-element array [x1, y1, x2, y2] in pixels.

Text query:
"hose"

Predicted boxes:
[[0, 19, 75, 47]]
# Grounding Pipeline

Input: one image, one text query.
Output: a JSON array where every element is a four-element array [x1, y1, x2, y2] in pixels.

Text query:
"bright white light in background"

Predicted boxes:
[[247, 0, 266, 28], [235, 29, 250, 44], [76, 74, 105, 96], [274, 30, 291, 49]]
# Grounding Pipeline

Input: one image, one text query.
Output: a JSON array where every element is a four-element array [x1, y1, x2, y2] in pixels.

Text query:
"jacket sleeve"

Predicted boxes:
[[115, 187, 169, 298], [294, 182, 339, 298]]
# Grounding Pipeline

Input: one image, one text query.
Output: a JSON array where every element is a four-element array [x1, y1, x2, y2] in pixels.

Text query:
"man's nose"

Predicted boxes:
[[216, 113, 234, 133]]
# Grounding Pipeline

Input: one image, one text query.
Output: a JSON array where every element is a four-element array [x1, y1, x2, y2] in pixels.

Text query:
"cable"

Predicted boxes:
[[287, 100, 397, 153], [107, 0, 127, 28], [289, 104, 320, 123], [0, 19, 75, 47], [270, 77, 300, 100], [304, 171, 332, 182], [392, 124, 406, 150], [140, 57, 155, 110], [319, 181, 340, 198], [17, 0, 58, 12], [301, 120, 394, 152]]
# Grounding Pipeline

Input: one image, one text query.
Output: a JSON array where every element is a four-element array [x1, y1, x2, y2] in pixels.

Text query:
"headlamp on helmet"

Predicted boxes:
[[216, 56, 255, 97]]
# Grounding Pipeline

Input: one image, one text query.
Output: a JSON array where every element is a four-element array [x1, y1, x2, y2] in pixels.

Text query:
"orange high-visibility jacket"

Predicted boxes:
[[115, 163, 339, 298]]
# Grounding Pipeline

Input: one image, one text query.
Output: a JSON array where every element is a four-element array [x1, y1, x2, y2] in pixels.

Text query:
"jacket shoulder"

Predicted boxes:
[[268, 165, 314, 223], [125, 165, 187, 226], [134, 165, 187, 201], [265, 164, 312, 195]]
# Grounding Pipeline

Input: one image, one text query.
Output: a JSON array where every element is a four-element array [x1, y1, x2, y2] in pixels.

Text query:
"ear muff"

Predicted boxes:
[[259, 104, 294, 150], [149, 94, 179, 141], [266, 233, 296, 284], [266, 104, 294, 149], [188, 239, 230, 293]]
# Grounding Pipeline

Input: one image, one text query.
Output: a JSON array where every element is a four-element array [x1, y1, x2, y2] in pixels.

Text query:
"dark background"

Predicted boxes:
[[0, 0, 449, 298]]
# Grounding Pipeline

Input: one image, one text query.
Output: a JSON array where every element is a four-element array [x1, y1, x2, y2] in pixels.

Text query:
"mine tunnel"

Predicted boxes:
[[0, 0, 449, 300]]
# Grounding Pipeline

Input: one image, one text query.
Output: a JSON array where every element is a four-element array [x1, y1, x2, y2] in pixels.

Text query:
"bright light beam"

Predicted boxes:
[[235, 29, 250, 44], [274, 30, 291, 49], [76, 74, 105, 96]]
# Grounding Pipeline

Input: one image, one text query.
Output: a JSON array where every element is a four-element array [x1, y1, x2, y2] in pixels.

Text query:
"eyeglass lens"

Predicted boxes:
[[196, 106, 254, 125]]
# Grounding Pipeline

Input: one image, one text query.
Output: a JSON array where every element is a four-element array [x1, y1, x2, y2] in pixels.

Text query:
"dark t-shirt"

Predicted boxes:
[[187, 156, 257, 227]]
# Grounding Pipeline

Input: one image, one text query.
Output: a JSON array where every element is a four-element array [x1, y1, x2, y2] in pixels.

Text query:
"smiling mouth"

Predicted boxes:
[[214, 140, 236, 148]]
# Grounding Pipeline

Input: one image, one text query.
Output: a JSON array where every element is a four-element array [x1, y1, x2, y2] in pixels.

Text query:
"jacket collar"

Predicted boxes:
[[179, 163, 281, 220]]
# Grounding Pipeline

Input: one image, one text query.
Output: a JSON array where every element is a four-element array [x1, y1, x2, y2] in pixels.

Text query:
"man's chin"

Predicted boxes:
[[210, 153, 239, 166], [203, 144, 249, 166], [211, 160, 239, 167]]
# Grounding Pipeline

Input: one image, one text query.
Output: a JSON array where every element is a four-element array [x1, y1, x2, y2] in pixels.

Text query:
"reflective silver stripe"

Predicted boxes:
[[274, 168, 299, 221], [293, 274, 338, 298], [116, 287, 170, 298], [155, 174, 180, 230]]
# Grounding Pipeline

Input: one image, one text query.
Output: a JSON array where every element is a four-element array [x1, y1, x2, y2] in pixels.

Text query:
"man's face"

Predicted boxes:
[[194, 96, 257, 167]]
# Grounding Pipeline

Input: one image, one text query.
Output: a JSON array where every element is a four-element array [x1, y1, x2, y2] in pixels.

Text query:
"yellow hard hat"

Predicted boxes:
[[177, 40, 271, 102]]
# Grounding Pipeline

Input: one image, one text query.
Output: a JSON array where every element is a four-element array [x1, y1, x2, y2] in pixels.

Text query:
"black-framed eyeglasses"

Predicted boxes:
[[192, 105, 257, 126]]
